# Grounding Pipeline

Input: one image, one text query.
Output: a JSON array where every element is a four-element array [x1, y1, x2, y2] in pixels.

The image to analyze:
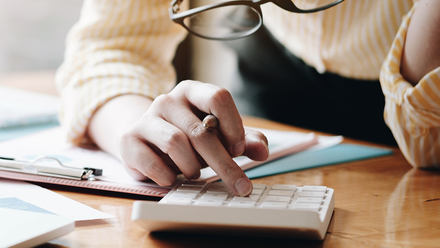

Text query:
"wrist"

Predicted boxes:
[[88, 94, 153, 158]]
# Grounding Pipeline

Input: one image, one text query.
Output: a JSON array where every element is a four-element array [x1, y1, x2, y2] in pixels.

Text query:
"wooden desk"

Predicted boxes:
[[2, 72, 440, 248]]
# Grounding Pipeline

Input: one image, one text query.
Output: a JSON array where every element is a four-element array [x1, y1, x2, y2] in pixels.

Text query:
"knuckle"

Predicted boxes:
[[209, 87, 232, 106], [151, 94, 175, 114], [118, 130, 135, 152], [162, 129, 187, 154], [173, 80, 194, 93], [178, 80, 193, 86], [118, 131, 130, 146], [187, 122, 210, 141], [153, 94, 171, 106]]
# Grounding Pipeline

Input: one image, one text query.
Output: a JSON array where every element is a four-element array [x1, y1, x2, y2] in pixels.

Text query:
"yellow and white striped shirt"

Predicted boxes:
[[56, 0, 440, 168]]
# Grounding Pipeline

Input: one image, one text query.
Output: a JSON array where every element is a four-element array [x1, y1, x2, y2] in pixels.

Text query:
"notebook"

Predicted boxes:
[[0, 208, 74, 248], [0, 127, 333, 197]]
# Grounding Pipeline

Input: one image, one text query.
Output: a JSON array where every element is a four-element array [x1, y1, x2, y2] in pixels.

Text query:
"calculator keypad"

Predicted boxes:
[[159, 181, 329, 212]]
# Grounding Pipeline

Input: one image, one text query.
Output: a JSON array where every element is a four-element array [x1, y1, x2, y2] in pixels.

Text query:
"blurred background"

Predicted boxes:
[[0, 0, 81, 73], [0, 0, 235, 90]]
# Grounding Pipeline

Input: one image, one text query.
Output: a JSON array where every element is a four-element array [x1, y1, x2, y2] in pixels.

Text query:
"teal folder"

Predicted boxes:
[[245, 144, 393, 179]]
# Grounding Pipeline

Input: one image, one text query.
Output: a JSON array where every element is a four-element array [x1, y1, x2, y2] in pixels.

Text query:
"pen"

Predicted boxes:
[[0, 156, 96, 180], [202, 114, 219, 130]]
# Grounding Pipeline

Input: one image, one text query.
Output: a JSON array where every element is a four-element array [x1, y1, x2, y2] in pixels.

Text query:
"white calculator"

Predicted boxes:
[[132, 180, 335, 240]]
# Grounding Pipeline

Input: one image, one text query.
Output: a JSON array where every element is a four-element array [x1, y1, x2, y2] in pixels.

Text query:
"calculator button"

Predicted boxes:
[[252, 184, 266, 189], [248, 195, 261, 200], [163, 197, 193, 205], [268, 190, 294, 197], [207, 189, 231, 194], [176, 186, 203, 193], [206, 183, 231, 193], [302, 186, 327, 192], [206, 188, 231, 193], [201, 193, 229, 201], [208, 182, 228, 189], [298, 192, 325, 198], [228, 201, 256, 208], [170, 192, 198, 199], [232, 196, 259, 202], [264, 196, 291, 203], [250, 189, 264, 196], [293, 203, 321, 211], [297, 197, 323, 204], [260, 202, 288, 209], [181, 181, 206, 187], [271, 185, 296, 191], [194, 199, 224, 207]]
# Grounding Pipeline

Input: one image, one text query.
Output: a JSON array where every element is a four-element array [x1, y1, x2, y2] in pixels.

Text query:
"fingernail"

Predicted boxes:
[[261, 140, 269, 155], [235, 177, 253, 196], [232, 140, 245, 156]]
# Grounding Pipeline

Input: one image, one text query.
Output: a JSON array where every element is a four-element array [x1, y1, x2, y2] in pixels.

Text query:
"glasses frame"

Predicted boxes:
[[169, 0, 344, 40]]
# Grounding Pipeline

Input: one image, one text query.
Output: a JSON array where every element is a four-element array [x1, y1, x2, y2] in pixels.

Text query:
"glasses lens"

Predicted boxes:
[[291, 0, 340, 10], [183, 5, 261, 40]]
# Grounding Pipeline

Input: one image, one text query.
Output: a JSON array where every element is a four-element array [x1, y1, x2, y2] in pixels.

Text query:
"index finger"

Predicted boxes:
[[172, 81, 246, 157], [186, 120, 253, 197]]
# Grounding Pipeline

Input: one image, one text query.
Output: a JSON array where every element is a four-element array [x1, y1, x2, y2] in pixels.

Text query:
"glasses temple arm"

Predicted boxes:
[[170, 0, 184, 14]]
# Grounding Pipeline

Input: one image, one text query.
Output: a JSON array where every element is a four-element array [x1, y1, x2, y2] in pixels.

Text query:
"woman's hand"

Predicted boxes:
[[88, 81, 269, 196]]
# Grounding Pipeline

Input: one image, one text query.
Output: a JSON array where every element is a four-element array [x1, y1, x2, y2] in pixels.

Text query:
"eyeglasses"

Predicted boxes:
[[169, 0, 344, 40]]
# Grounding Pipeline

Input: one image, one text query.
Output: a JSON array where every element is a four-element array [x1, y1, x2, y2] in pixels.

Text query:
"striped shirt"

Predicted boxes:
[[56, 0, 440, 168]]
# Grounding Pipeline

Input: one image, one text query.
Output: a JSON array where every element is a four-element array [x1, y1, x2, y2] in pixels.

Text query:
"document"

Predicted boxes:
[[0, 127, 342, 197], [0, 178, 113, 221]]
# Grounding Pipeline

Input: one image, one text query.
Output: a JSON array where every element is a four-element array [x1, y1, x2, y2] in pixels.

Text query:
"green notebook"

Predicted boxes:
[[245, 144, 393, 179]]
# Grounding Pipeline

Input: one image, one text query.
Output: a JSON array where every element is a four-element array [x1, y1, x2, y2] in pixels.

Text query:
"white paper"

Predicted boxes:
[[0, 127, 163, 188], [0, 178, 113, 221], [249, 127, 343, 151], [0, 85, 59, 128]]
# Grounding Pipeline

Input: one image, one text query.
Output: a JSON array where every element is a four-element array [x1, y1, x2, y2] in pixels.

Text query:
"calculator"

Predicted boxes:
[[132, 179, 335, 240]]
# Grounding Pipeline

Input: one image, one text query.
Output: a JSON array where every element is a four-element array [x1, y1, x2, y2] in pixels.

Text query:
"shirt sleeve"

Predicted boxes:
[[55, 0, 187, 145], [380, 3, 440, 168]]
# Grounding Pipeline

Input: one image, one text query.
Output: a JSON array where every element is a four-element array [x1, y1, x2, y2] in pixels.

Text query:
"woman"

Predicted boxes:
[[56, 0, 440, 195]]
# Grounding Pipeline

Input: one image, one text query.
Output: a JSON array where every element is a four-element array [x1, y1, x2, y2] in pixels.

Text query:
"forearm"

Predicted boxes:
[[87, 94, 153, 159], [56, 0, 186, 146], [401, 0, 440, 85]]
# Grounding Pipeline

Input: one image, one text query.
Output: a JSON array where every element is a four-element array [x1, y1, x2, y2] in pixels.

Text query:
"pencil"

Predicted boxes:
[[202, 114, 219, 130]]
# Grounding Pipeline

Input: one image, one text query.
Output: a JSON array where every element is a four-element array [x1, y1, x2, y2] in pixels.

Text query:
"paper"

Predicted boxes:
[[0, 127, 343, 196], [0, 178, 113, 221], [0, 122, 59, 142], [0, 127, 163, 188], [0, 127, 340, 187], [0, 86, 59, 128]]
